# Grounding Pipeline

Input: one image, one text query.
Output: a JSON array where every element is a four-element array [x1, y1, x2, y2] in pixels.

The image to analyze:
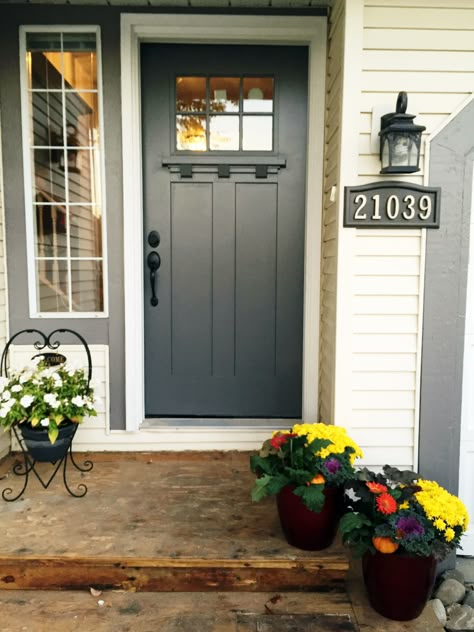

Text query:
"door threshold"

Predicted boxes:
[[141, 418, 298, 430]]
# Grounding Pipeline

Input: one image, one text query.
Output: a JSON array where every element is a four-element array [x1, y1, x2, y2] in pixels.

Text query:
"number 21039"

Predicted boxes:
[[344, 185, 440, 228]]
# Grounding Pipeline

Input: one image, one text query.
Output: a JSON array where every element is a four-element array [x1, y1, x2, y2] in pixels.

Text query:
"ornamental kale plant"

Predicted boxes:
[[339, 465, 469, 560], [250, 423, 363, 513], [0, 356, 97, 445]]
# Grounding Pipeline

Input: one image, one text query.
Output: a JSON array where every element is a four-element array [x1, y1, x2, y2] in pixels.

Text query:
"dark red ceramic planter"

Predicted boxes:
[[276, 484, 342, 551], [362, 551, 437, 621]]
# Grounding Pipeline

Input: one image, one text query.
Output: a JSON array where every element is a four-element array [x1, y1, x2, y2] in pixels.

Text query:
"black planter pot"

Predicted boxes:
[[20, 422, 77, 462]]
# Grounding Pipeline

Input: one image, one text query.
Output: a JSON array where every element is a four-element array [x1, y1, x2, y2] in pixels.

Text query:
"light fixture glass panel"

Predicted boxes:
[[70, 206, 102, 258], [31, 91, 64, 146], [209, 77, 239, 112], [37, 259, 69, 312], [209, 115, 239, 151], [34, 201, 68, 258], [176, 114, 207, 151], [71, 260, 103, 312], [242, 116, 273, 151], [176, 76, 206, 112], [243, 77, 273, 113]]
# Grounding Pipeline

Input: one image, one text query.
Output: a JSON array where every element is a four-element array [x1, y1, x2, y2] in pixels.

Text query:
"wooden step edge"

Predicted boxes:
[[0, 555, 349, 592], [0, 554, 349, 571]]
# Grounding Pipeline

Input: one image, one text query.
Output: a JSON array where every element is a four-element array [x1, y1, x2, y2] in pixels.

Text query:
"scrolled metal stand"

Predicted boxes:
[[0, 328, 94, 501]]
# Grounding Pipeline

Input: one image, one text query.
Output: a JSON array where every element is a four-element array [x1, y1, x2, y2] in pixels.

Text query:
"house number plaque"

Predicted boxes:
[[344, 181, 440, 228]]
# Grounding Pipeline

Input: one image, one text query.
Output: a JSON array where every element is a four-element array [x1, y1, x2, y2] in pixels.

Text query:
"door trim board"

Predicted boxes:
[[121, 13, 327, 432]]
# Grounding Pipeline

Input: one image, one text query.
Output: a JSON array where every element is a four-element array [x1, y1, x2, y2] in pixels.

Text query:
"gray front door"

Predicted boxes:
[[141, 44, 308, 418]]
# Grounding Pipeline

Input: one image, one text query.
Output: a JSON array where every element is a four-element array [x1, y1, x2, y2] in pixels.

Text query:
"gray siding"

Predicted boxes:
[[421, 99, 474, 493]]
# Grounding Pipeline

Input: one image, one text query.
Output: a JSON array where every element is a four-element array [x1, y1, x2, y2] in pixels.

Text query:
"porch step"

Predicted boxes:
[[0, 551, 347, 592], [0, 590, 358, 631], [0, 451, 348, 592]]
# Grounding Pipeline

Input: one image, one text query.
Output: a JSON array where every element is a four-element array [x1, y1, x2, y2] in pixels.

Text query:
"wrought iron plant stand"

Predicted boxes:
[[0, 328, 94, 501]]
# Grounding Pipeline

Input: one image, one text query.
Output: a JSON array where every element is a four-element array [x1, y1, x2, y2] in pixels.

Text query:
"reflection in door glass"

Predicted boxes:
[[209, 115, 239, 151], [176, 76, 206, 112], [209, 77, 239, 112], [175, 76, 274, 151], [176, 114, 207, 151], [242, 116, 273, 151], [25, 30, 104, 313], [243, 77, 273, 113]]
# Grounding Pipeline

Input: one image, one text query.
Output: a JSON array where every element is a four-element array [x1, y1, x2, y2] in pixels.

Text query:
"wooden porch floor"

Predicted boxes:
[[0, 451, 443, 631]]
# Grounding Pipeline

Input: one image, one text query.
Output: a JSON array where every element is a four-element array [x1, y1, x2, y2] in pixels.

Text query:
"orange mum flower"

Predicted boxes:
[[376, 492, 397, 515], [366, 482, 388, 495], [309, 474, 325, 485]]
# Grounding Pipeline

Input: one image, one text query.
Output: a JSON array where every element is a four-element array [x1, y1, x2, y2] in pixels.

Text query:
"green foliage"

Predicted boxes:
[[293, 483, 326, 513]]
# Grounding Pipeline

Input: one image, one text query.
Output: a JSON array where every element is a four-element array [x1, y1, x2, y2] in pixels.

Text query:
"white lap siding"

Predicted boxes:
[[333, 0, 474, 470]]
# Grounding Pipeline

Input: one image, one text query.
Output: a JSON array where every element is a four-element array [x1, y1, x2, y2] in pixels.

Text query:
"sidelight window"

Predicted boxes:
[[21, 28, 106, 315], [175, 76, 274, 152]]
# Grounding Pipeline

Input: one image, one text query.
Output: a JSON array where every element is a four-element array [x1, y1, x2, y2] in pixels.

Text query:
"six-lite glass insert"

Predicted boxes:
[[175, 76, 274, 152]]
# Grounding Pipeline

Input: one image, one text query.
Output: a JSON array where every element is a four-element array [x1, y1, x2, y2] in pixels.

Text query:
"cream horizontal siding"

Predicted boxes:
[[0, 112, 9, 459], [319, 0, 345, 425], [346, 0, 474, 470]]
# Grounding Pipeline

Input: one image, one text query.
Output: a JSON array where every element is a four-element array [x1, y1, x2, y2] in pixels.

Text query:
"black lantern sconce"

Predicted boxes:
[[379, 92, 425, 174]]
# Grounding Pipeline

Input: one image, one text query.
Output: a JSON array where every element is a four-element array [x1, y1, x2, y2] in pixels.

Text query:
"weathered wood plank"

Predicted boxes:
[[0, 555, 348, 592]]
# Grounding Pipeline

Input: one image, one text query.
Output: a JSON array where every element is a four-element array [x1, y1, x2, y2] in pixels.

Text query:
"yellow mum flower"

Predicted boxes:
[[415, 479, 470, 533], [434, 518, 446, 531], [291, 422, 363, 463], [399, 501, 410, 510], [445, 528, 455, 542]]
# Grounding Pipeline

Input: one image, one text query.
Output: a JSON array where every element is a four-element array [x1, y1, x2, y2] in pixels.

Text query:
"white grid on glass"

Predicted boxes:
[[20, 27, 108, 317]]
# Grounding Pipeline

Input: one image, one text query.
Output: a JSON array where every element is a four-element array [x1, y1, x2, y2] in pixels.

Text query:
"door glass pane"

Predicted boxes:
[[242, 115, 273, 151], [35, 202, 68, 258], [38, 259, 69, 313], [209, 115, 239, 151], [243, 77, 274, 113], [65, 92, 99, 147], [32, 149, 66, 203], [31, 91, 63, 146], [25, 30, 105, 313], [70, 206, 102, 258], [71, 260, 103, 312], [26, 33, 62, 89], [176, 76, 206, 112], [209, 77, 239, 112], [176, 114, 207, 151]]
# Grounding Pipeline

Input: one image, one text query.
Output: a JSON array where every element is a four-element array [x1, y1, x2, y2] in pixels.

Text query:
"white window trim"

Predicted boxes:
[[19, 25, 109, 318], [121, 13, 327, 431]]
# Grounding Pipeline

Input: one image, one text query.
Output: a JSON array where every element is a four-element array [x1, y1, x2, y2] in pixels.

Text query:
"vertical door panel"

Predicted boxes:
[[171, 182, 212, 376], [235, 183, 277, 376]]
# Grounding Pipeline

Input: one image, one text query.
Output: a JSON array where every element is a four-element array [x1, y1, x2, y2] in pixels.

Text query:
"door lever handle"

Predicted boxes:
[[147, 251, 161, 306]]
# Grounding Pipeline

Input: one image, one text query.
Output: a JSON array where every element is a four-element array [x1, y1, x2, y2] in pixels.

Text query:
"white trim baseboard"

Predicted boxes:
[[121, 13, 327, 433]]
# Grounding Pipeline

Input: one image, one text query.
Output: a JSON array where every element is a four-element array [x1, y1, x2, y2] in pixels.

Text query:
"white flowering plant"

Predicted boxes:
[[0, 356, 97, 444]]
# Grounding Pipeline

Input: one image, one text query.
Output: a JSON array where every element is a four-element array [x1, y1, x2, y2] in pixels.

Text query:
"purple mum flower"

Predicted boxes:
[[396, 516, 425, 538], [324, 458, 341, 474]]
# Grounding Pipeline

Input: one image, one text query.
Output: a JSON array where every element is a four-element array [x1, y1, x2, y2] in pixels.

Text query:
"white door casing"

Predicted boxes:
[[459, 167, 474, 557], [121, 13, 327, 432]]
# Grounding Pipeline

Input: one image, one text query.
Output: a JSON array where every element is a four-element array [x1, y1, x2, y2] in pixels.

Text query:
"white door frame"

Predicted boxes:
[[121, 13, 327, 432]]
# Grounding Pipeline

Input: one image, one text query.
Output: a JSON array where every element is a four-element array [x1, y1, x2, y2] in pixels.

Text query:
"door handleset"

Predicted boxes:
[[147, 251, 161, 306]]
